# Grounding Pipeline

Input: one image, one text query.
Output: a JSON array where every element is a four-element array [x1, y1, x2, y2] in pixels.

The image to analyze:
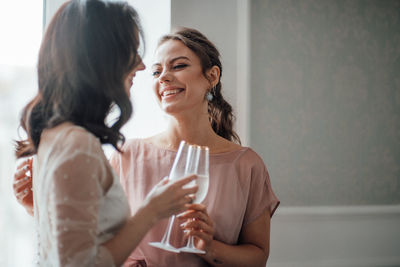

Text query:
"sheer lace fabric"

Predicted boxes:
[[32, 124, 130, 266]]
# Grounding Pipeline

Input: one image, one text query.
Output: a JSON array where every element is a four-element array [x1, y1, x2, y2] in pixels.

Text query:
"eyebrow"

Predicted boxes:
[[152, 56, 190, 68]]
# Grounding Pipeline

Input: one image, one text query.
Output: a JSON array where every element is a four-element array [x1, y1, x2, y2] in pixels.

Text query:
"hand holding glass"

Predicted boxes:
[[179, 145, 209, 254], [148, 141, 210, 254]]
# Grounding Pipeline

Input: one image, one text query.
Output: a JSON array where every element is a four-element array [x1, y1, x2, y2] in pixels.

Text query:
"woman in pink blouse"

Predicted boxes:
[[15, 27, 279, 266]]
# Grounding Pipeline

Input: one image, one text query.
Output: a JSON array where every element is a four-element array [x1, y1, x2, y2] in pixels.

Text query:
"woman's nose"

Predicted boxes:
[[137, 56, 146, 71], [159, 70, 173, 83]]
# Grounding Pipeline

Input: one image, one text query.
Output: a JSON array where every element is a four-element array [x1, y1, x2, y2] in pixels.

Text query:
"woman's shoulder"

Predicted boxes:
[[230, 148, 270, 185], [212, 142, 267, 169], [120, 137, 146, 153], [238, 147, 266, 165], [111, 137, 151, 160], [212, 138, 263, 161], [62, 124, 102, 152], [42, 123, 100, 151], [39, 123, 107, 169]]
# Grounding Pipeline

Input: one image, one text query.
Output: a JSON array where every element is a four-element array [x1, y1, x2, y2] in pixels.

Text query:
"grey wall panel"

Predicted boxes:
[[251, 0, 400, 206]]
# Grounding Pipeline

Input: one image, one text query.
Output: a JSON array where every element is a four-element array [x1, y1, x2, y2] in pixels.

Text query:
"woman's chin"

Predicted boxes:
[[161, 102, 184, 115]]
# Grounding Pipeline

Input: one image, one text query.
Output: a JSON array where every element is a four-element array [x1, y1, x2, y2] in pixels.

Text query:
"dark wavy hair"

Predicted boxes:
[[158, 28, 241, 144], [16, 0, 143, 158]]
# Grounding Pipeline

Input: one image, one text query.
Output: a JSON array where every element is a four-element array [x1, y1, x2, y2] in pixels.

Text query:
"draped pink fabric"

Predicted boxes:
[[110, 139, 279, 267]]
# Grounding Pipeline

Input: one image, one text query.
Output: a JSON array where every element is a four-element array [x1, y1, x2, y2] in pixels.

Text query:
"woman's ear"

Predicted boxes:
[[207, 66, 221, 87]]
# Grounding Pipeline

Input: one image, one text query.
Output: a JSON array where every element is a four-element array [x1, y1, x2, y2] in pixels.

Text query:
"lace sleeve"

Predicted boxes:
[[48, 151, 115, 266]]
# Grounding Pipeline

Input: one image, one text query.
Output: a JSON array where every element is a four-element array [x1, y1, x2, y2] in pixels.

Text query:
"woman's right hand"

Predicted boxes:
[[141, 175, 198, 223], [13, 158, 34, 215]]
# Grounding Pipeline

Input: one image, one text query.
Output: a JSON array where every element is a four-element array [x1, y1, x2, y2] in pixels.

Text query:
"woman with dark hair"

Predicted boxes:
[[14, 1, 197, 266], [15, 27, 279, 266]]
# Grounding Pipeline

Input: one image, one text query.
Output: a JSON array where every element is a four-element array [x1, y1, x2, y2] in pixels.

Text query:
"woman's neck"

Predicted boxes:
[[163, 113, 217, 150], [146, 110, 241, 153]]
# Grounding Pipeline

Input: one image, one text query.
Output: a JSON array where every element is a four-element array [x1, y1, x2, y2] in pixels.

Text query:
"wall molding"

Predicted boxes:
[[269, 205, 400, 267], [269, 257, 400, 267], [275, 204, 400, 217]]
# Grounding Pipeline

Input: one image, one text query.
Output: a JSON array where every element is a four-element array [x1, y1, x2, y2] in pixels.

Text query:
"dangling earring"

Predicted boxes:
[[206, 86, 215, 101], [206, 91, 213, 101]]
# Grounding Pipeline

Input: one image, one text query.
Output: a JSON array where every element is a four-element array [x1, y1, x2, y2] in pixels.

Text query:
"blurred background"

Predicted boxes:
[[0, 0, 399, 266]]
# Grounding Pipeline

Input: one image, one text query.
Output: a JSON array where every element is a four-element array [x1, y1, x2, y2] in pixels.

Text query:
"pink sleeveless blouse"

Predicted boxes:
[[110, 139, 279, 267]]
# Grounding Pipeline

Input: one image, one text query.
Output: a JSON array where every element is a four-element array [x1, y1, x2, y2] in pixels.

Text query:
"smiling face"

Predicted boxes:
[[151, 40, 211, 115]]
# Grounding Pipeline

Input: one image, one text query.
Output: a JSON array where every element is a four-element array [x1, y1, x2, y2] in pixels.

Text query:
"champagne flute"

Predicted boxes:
[[148, 141, 192, 253], [179, 145, 210, 254]]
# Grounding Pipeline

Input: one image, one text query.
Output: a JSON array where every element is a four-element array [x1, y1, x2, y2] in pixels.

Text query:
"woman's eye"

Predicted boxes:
[[152, 71, 161, 76], [173, 64, 187, 70]]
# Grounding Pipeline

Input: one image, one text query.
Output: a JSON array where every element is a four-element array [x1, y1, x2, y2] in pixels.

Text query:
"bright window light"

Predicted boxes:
[[0, 1, 43, 266]]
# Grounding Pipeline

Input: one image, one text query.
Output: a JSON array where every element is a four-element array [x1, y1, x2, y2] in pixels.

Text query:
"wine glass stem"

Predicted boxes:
[[187, 236, 195, 248], [161, 215, 176, 245]]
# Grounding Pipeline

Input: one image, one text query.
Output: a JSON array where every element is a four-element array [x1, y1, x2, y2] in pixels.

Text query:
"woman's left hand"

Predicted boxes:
[[177, 203, 214, 252]]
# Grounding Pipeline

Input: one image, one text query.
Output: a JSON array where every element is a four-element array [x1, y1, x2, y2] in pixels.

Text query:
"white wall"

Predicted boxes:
[[0, 1, 43, 265], [171, 0, 250, 145], [122, 0, 171, 140], [43, 0, 65, 29]]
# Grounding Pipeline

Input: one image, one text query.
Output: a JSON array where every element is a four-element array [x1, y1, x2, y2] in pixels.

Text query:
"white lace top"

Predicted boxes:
[[32, 123, 130, 266]]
